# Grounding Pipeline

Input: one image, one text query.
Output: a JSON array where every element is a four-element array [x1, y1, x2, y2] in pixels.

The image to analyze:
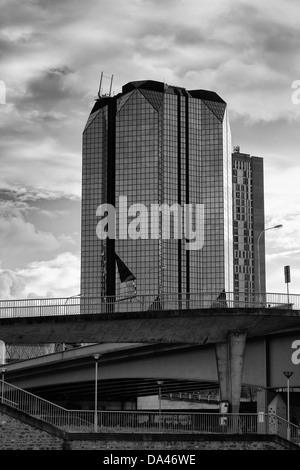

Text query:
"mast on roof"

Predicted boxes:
[[96, 72, 114, 100]]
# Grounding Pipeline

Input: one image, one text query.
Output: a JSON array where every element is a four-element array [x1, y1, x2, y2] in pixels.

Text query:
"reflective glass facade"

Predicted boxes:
[[81, 80, 234, 308]]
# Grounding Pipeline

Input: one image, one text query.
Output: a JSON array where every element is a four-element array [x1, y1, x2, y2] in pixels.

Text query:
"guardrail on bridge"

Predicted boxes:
[[0, 292, 299, 318]]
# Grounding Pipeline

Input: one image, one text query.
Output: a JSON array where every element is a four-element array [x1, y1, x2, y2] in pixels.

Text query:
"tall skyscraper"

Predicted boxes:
[[232, 147, 265, 302], [81, 79, 233, 309]]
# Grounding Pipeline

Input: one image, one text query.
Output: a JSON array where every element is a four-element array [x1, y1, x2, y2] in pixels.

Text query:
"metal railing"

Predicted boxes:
[[0, 380, 299, 444], [1, 379, 71, 428], [0, 292, 299, 318]]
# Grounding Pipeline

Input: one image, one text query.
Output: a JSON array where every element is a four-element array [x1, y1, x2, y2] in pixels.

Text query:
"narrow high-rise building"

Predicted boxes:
[[232, 146, 265, 303], [81, 80, 233, 309]]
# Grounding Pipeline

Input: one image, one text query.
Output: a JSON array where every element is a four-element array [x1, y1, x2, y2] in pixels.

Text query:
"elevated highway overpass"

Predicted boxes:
[[1, 292, 300, 413], [2, 328, 300, 408]]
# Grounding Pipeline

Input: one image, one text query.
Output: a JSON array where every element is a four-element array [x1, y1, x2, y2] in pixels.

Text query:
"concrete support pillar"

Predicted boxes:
[[215, 329, 247, 413], [229, 330, 247, 413], [215, 341, 230, 403]]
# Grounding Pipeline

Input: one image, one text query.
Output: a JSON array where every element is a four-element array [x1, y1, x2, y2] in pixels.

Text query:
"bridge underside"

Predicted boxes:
[[4, 342, 220, 405], [29, 378, 219, 404]]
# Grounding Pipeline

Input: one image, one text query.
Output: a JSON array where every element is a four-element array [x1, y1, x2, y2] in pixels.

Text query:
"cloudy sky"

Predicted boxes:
[[0, 0, 299, 299]]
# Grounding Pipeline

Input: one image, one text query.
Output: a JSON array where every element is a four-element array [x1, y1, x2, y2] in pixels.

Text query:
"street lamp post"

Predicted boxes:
[[1, 368, 7, 404], [283, 371, 294, 441], [157, 380, 164, 432], [93, 354, 101, 432], [257, 224, 283, 304]]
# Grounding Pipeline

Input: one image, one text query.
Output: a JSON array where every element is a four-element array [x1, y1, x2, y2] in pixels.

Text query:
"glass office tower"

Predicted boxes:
[[81, 80, 233, 309]]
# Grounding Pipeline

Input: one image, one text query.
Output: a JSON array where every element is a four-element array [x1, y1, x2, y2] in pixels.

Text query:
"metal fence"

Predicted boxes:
[[0, 380, 299, 444], [0, 292, 299, 318], [1, 379, 70, 428]]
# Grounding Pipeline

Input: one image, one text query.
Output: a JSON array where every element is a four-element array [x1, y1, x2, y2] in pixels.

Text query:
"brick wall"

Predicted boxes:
[[68, 438, 283, 450], [0, 404, 66, 450]]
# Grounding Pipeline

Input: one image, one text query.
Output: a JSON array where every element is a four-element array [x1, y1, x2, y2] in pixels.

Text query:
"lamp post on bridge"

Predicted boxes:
[[1, 367, 7, 404], [93, 354, 101, 433], [257, 224, 283, 304], [157, 380, 164, 432], [283, 371, 294, 441]]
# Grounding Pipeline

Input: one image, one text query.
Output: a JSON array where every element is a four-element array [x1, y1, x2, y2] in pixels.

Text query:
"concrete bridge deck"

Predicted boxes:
[[0, 307, 300, 344]]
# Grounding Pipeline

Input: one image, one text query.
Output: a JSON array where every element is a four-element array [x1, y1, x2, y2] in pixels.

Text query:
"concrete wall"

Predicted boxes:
[[137, 395, 218, 410]]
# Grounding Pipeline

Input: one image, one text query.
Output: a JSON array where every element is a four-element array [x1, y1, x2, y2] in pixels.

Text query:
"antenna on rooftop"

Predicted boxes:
[[96, 72, 114, 100]]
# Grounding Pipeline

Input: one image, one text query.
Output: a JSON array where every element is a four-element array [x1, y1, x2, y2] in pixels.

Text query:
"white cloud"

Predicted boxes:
[[0, 200, 76, 268], [0, 0, 299, 296], [0, 252, 80, 299], [0, 268, 26, 299], [265, 163, 300, 217], [0, 137, 81, 199]]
